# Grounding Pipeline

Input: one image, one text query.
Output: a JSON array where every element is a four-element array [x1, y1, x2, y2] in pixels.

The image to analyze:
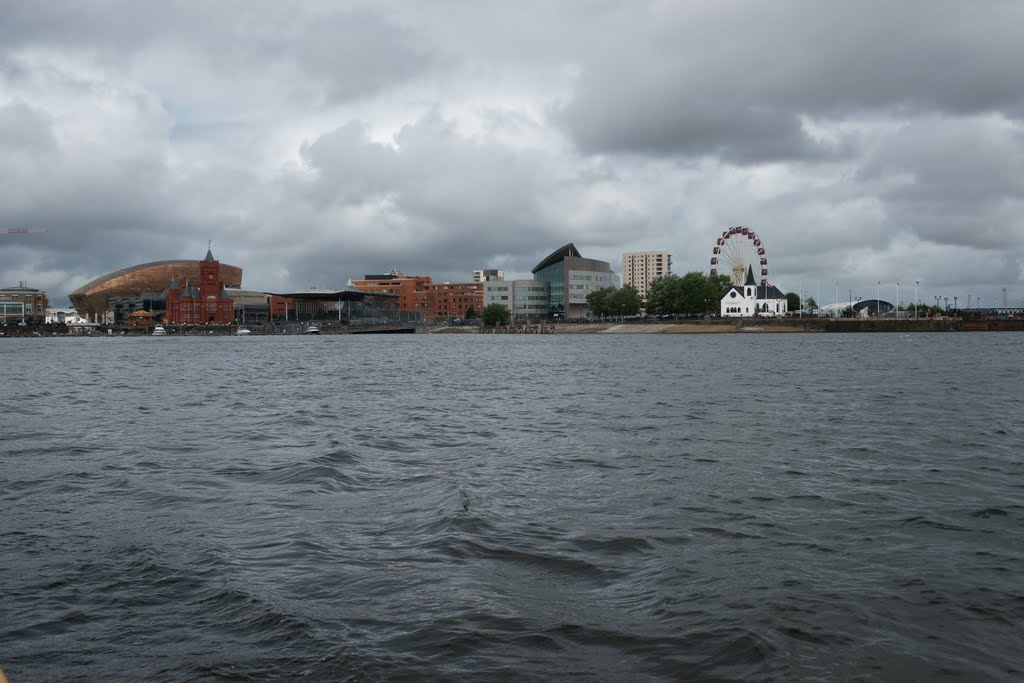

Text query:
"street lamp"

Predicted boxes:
[[944, 296, 949, 311], [953, 296, 958, 313], [877, 281, 881, 317], [896, 281, 900, 318], [915, 280, 919, 319]]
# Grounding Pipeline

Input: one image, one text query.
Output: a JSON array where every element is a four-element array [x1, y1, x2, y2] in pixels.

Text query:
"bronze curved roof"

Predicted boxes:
[[70, 260, 243, 319], [531, 243, 581, 274]]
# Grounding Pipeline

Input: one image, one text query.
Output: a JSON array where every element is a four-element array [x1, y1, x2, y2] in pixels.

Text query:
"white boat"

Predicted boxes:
[[152, 325, 167, 336], [236, 327, 252, 336], [304, 325, 320, 335]]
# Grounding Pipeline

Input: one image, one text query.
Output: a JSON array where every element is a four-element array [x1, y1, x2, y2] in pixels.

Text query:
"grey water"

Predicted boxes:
[[1, 333, 1022, 682]]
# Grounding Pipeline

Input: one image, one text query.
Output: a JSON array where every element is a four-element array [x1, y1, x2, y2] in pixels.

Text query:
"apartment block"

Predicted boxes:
[[622, 251, 671, 299]]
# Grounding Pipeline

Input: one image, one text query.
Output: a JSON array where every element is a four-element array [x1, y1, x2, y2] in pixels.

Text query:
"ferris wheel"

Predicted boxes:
[[710, 226, 768, 286]]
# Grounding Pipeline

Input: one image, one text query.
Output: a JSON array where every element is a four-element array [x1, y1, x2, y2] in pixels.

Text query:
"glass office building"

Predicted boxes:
[[531, 243, 613, 320]]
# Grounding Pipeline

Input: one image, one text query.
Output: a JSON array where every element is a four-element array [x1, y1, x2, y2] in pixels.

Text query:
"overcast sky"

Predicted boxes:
[[2, 0, 1023, 308]]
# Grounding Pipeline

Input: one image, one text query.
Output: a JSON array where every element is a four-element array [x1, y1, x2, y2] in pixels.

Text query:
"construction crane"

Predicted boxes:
[[3, 228, 48, 235]]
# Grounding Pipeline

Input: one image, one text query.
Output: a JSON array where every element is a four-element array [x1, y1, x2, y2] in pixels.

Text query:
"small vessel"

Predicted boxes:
[[304, 325, 320, 335], [152, 325, 167, 336], [236, 327, 252, 336]]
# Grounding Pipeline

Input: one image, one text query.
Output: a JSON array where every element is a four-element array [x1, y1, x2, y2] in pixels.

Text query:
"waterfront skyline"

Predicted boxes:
[[1, 1, 1022, 307]]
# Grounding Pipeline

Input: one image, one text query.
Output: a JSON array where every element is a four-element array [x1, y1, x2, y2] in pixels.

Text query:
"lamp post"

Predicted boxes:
[[896, 282, 900, 318], [953, 296, 958, 313], [944, 296, 949, 311], [915, 281, 919, 319], [877, 281, 881, 317]]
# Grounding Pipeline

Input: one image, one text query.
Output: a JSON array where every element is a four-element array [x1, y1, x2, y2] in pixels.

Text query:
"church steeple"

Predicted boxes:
[[744, 264, 757, 286], [204, 240, 215, 262]]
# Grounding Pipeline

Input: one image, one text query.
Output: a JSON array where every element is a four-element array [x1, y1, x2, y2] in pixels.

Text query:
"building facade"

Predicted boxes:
[[352, 267, 433, 317], [45, 307, 90, 325], [622, 251, 671, 300], [69, 259, 243, 322], [483, 280, 550, 321], [0, 282, 48, 324], [428, 282, 483, 321], [269, 289, 405, 324], [165, 248, 235, 324], [720, 266, 788, 318], [531, 243, 613, 319], [473, 268, 505, 283]]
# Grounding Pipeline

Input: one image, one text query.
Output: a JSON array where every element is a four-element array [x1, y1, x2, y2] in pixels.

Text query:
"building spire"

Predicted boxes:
[[205, 240, 215, 261], [744, 264, 756, 286]]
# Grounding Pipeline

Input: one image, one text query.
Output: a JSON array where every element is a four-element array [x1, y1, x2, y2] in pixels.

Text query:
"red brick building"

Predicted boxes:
[[268, 295, 295, 320], [352, 267, 433, 318], [166, 248, 234, 324], [427, 282, 483, 321]]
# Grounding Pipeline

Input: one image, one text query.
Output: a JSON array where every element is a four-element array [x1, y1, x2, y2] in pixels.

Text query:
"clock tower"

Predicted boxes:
[[165, 245, 236, 324]]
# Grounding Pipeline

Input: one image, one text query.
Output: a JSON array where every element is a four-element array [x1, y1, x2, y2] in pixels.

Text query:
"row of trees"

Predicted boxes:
[[587, 272, 736, 317]]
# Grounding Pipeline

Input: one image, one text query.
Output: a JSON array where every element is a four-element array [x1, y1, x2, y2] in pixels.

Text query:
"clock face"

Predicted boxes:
[[208, 273, 214, 280]]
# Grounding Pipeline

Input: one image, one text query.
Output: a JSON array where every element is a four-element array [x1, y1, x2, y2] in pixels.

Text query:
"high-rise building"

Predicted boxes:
[[473, 269, 504, 283], [622, 251, 671, 299]]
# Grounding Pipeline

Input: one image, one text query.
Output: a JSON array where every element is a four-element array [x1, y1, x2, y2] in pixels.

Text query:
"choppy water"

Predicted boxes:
[[2, 332, 1022, 682]]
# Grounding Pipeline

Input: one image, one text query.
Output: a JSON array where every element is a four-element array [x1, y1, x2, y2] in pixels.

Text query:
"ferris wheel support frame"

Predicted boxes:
[[709, 225, 769, 287]]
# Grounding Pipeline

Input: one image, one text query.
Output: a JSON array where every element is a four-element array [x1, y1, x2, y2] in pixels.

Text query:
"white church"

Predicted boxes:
[[721, 266, 788, 318]]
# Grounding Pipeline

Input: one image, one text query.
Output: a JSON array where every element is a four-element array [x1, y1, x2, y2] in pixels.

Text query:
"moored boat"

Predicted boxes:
[[152, 325, 167, 336]]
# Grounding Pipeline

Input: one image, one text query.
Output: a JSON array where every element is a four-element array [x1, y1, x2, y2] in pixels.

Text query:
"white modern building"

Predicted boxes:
[[622, 251, 671, 299], [45, 307, 90, 324], [483, 279, 550, 321], [473, 269, 505, 283], [721, 266, 788, 317]]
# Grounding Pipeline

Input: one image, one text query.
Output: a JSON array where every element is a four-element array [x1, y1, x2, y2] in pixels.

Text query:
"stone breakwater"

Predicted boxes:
[[455, 317, 1024, 334], [546, 318, 972, 333]]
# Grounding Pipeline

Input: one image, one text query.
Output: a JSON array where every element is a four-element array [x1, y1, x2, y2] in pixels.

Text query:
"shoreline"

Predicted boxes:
[[8, 316, 1024, 338], [479, 317, 1023, 333]]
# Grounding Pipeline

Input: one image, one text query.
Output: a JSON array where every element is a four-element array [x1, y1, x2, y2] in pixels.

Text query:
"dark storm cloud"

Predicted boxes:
[[1, 1, 1022, 306], [0, 1, 436, 105], [286, 111, 631, 286], [859, 115, 1024, 249], [555, 1, 1024, 162]]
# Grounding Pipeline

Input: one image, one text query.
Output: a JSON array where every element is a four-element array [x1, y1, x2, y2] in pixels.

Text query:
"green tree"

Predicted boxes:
[[646, 274, 686, 315], [647, 272, 729, 315], [464, 306, 478, 319], [586, 286, 614, 318], [805, 296, 817, 310], [586, 285, 642, 318], [481, 303, 511, 326], [610, 285, 643, 316], [786, 292, 801, 311], [706, 274, 733, 311]]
